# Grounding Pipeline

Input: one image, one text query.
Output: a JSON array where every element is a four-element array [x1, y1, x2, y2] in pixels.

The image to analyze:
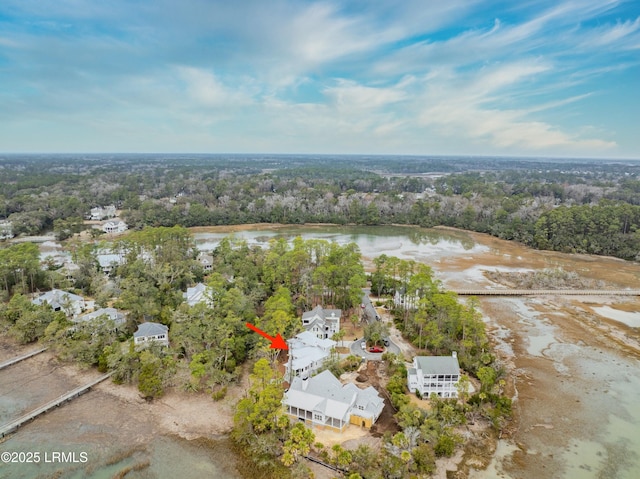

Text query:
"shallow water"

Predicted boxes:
[[0, 435, 243, 479], [193, 225, 487, 261], [473, 295, 640, 479], [592, 305, 640, 328]]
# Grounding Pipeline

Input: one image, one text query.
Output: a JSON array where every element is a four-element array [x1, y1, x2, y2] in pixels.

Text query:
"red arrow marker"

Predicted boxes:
[[245, 322, 288, 350]]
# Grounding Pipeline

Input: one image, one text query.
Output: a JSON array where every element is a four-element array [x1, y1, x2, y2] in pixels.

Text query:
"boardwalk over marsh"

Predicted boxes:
[[0, 372, 112, 438], [0, 347, 48, 371], [451, 289, 640, 296]]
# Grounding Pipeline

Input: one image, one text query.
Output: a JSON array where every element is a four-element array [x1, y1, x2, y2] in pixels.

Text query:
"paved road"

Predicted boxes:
[[349, 339, 400, 360], [353, 288, 402, 360]]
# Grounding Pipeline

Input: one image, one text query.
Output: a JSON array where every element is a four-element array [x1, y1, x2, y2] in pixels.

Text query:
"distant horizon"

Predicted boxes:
[[1, 152, 639, 162]]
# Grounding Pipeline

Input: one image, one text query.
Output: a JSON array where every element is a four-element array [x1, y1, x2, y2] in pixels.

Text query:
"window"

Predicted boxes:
[[313, 413, 323, 421]]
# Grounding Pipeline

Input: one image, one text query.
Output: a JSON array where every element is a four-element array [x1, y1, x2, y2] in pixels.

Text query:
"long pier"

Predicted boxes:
[[0, 348, 48, 371], [0, 372, 112, 438], [451, 289, 640, 296]]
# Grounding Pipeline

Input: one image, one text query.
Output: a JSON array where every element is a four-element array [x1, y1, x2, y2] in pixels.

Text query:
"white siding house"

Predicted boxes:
[[285, 331, 336, 380], [90, 205, 116, 220], [283, 370, 384, 431], [134, 322, 169, 347], [407, 352, 460, 399], [301, 305, 341, 340], [74, 308, 126, 329], [32, 289, 86, 318], [393, 289, 419, 310], [102, 220, 128, 234], [0, 220, 13, 240], [183, 283, 214, 307], [198, 253, 214, 272]]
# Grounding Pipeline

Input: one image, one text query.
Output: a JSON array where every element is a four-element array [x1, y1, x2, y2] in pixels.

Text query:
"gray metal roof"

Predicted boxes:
[[134, 322, 168, 338], [301, 305, 341, 321], [32, 289, 84, 309], [415, 355, 460, 375], [183, 283, 211, 306], [74, 307, 124, 324], [285, 370, 384, 423]]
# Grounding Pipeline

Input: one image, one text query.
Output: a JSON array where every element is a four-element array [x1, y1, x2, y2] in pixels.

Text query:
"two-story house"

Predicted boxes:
[[31, 289, 86, 318], [285, 331, 336, 381], [197, 252, 214, 272], [407, 352, 460, 399], [0, 220, 13, 240], [102, 220, 128, 234], [283, 370, 384, 431], [90, 205, 116, 221], [301, 305, 341, 340]]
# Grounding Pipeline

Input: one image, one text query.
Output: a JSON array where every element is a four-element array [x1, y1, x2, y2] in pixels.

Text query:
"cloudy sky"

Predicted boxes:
[[1, 0, 639, 158]]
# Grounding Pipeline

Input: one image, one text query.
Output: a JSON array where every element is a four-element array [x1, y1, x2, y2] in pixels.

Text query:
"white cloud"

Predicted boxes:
[[415, 63, 616, 152], [580, 16, 640, 48], [323, 79, 407, 110], [177, 67, 255, 108]]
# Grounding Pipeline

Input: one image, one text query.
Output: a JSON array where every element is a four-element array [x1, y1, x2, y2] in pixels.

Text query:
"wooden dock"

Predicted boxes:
[[0, 372, 112, 438], [451, 289, 640, 296], [0, 347, 48, 371]]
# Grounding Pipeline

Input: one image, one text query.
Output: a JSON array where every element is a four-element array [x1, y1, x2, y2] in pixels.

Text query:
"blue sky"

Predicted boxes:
[[1, 0, 639, 158]]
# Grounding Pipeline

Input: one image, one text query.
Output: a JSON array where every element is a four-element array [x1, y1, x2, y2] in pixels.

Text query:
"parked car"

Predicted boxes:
[[369, 346, 384, 353], [361, 341, 366, 349]]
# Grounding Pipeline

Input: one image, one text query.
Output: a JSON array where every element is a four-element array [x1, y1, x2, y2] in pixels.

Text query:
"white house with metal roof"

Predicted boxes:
[[90, 205, 116, 221], [283, 370, 384, 431], [407, 352, 460, 398], [32, 289, 86, 318], [0, 220, 14, 240], [96, 249, 126, 274], [285, 331, 336, 381], [197, 252, 214, 272], [134, 322, 169, 347], [393, 289, 420, 310], [183, 283, 214, 307], [301, 305, 341, 340], [74, 307, 126, 328], [102, 220, 128, 234]]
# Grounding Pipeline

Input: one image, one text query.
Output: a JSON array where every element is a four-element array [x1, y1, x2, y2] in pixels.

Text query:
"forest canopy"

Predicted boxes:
[[1, 154, 640, 260]]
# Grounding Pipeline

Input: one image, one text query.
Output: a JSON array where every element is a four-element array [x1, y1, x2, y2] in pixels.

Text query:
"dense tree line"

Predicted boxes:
[[2, 155, 639, 260]]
